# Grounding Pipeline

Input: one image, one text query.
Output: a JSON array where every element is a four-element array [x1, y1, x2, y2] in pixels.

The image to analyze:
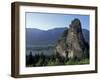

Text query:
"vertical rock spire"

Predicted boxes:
[[56, 18, 89, 59]]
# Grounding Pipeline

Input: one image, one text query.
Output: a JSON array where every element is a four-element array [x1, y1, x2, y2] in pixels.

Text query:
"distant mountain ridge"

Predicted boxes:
[[26, 27, 89, 46]]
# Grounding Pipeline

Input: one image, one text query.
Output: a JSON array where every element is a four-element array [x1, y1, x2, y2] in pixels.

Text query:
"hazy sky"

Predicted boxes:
[[25, 12, 89, 30]]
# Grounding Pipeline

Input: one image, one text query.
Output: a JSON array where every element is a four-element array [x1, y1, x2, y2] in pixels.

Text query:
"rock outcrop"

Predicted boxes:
[[56, 18, 89, 60]]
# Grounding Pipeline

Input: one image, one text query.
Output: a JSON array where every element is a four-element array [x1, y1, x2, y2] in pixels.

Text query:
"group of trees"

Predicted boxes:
[[26, 51, 89, 67], [26, 51, 68, 67]]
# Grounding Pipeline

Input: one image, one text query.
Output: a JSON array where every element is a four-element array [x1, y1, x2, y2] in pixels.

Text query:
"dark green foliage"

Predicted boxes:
[[26, 51, 89, 67], [28, 51, 33, 64], [61, 29, 68, 38]]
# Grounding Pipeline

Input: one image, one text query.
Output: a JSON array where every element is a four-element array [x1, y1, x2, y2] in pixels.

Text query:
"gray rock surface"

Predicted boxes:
[[56, 18, 89, 59]]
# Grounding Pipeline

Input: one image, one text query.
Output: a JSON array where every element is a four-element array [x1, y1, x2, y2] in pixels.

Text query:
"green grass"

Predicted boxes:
[[65, 58, 89, 65]]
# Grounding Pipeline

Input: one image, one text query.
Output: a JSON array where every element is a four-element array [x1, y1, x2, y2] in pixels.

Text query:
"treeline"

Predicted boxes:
[[26, 51, 68, 67], [26, 51, 89, 67]]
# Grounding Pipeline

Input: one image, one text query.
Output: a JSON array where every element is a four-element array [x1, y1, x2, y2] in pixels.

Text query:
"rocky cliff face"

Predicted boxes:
[[56, 18, 89, 60]]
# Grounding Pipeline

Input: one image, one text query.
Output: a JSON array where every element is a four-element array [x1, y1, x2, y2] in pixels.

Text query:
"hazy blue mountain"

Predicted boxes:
[[26, 28, 89, 46]]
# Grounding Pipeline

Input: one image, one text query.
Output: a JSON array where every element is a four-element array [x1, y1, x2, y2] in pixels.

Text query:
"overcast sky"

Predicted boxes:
[[25, 12, 89, 30]]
